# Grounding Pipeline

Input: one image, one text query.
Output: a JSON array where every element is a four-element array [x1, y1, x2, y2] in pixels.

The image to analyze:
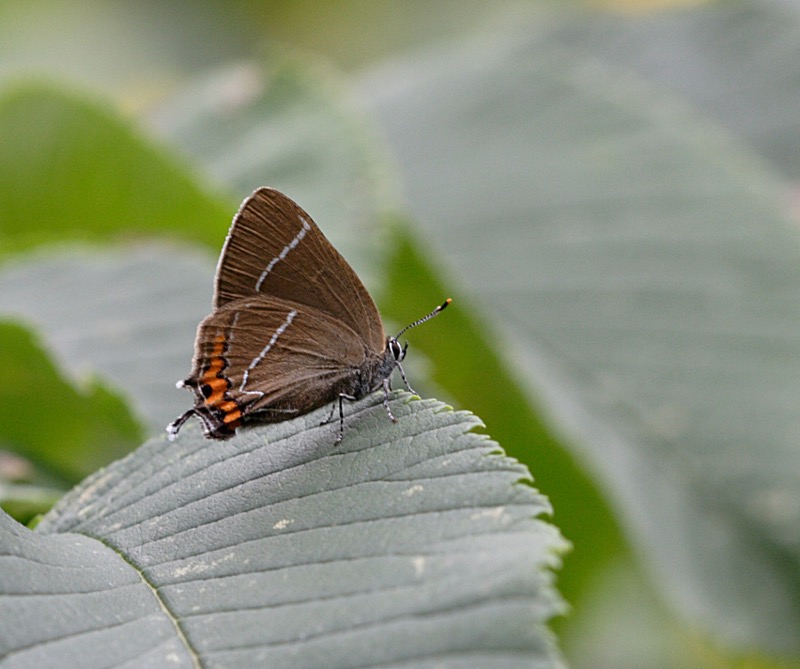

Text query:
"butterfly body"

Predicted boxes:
[[167, 188, 446, 442]]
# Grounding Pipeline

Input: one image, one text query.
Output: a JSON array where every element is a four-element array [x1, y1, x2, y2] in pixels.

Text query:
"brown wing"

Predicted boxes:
[[189, 296, 373, 422], [213, 188, 385, 354]]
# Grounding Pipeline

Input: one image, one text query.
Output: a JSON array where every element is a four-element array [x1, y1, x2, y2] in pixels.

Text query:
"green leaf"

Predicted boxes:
[[2, 395, 566, 668], [362, 18, 800, 654], [0, 321, 141, 485], [147, 56, 396, 289], [0, 246, 214, 436], [0, 83, 231, 256]]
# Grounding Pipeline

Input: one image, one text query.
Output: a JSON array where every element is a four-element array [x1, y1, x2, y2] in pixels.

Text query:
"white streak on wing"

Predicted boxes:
[[254, 216, 312, 292], [227, 310, 243, 342], [239, 309, 298, 395]]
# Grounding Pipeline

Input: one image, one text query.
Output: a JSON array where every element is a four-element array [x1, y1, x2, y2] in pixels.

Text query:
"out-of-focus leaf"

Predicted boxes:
[[362, 23, 800, 653], [541, 2, 800, 180], [0, 84, 232, 257], [0, 321, 141, 486], [147, 56, 396, 289], [1, 395, 567, 669], [0, 247, 214, 436], [0, 0, 258, 99]]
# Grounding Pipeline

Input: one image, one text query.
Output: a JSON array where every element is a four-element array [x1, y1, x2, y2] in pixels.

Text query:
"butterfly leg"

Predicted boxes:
[[382, 378, 398, 424], [394, 361, 417, 395], [335, 393, 358, 443], [320, 401, 337, 426]]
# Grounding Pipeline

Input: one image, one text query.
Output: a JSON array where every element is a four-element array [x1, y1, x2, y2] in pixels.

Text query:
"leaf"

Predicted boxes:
[[0, 83, 231, 256], [146, 56, 396, 289], [0, 246, 215, 436], [0, 321, 141, 485], [1, 395, 567, 669], [0, 81, 237, 484], [361, 16, 800, 654], [380, 228, 625, 617], [539, 3, 800, 180]]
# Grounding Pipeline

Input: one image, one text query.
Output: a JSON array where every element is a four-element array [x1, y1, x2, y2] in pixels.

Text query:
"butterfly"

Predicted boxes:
[[167, 187, 449, 442]]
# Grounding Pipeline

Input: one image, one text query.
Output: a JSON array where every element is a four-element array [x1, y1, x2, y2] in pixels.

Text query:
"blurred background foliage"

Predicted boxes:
[[1, 1, 800, 667]]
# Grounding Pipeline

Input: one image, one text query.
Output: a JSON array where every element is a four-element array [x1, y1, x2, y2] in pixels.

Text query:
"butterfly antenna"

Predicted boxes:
[[395, 298, 451, 339]]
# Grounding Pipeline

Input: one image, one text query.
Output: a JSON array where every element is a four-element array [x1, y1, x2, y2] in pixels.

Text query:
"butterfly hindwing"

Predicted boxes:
[[188, 296, 376, 425]]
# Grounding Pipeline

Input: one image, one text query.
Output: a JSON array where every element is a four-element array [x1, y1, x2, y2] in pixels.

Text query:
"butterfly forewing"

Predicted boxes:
[[213, 188, 385, 354]]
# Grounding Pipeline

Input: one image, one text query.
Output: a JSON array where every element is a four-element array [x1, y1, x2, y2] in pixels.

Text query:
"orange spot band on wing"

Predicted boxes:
[[219, 399, 241, 425], [197, 334, 243, 427], [206, 336, 226, 375], [202, 378, 228, 405], [199, 335, 231, 405]]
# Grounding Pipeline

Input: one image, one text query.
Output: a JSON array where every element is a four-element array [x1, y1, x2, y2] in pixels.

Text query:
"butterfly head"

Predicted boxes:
[[383, 297, 451, 377]]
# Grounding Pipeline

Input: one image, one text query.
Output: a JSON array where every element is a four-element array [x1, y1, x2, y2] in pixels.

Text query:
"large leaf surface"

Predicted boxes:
[[361, 18, 800, 653], [1, 395, 566, 668], [0, 246, 213, 434]]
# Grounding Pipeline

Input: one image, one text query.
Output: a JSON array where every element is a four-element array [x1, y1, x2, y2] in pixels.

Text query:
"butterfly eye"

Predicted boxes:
[[389, 338, 405, 361]]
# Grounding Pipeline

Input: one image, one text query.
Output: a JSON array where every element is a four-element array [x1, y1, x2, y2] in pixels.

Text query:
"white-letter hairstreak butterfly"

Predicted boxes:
[[167, 187, 450, 443]]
